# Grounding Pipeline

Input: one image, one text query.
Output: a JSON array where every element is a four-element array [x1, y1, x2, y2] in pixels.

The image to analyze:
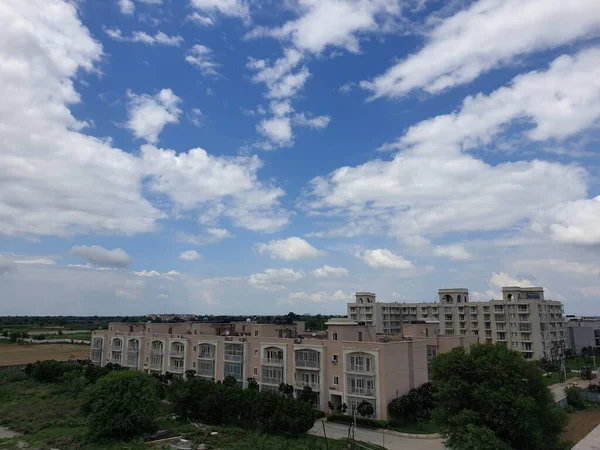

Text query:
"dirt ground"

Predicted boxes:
[[563, 407, 600, 445], [0, 342, 90, 366]]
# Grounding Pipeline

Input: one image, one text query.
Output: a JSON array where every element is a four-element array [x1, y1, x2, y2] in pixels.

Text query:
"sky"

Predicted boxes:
[[1, 0, 599, 316]]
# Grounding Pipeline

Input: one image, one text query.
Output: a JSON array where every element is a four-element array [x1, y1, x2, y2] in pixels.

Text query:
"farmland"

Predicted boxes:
[[0, 342, 90, 366]]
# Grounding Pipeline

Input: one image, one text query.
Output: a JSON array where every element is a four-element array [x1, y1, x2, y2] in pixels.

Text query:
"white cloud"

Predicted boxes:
[[247, 49, 310, 100], [14, 259, 57, 265], [304, 49, 599, 241], [362, 0, 600, 99], [140, 145, 290, 233], [339, 82, 356, 95], [471, 272, 534, 302], [257, 116, 293, 147], [0, 255, 17, 276], [175, 228, 231, 246], [118, 0, 135, 15], [514, 259, 600, 277], [355, 249, 414, 269], [188, 108, 203, 127], [532, 196, 600, 246], [247, 0, 401, 54], [179, 250, 202, 261], [0, 0, 164, 238], [134, 269, 180, 278], [256, 237, 326, 261], [186, 12, 215, 26], [71, 245, 131, 267], [312, 265, 349, 278], [185, 44, 219, 76], [277, 289, 353, 305], [104, 27, 183, 46], [126, 89, 182, 143], [248, 268, 304, 291], [433, 244, 471, 261], [190, 0, 249, 19]]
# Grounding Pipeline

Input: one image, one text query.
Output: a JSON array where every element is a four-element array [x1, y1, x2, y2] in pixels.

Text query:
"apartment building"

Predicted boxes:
[[91, 316, 474, 420], [348, 286, 566, 360], [565, 316, 600, 354]]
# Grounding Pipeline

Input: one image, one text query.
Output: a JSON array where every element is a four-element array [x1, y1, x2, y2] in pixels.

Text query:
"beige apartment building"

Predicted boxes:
[[91, 316, 475, 420], [348, 286, 566, 360]]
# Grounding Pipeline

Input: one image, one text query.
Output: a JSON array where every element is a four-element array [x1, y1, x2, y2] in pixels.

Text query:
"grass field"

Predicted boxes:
[[562, 403, 600, 446], [394, 420, 440, 434], [542, 372, 577, 386], [0, 371, 373, 450], [0, 342, 90, 366]]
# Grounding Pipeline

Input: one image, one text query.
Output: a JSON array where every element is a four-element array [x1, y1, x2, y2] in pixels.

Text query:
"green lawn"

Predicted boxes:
[[394, 420, 441, 434], [566, 357, 598, 372], [542, 372, 576, 386]]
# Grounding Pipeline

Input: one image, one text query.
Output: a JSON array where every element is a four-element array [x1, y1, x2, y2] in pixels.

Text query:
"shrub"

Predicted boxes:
[[82, 370, 160, 441], [223, 375, 238, 388], [279, 382, 294, 397], [388, 382, 437, 425], [34, 334, 46, 341], [30, 360, 76, 383], [328, 413, 387, 429], [0, 369, 27, 383], [565, 386, 586, 410], [9, 331, 20, 343], [580, 366, 594, 380], [587, 384, 600, 393], [246, 377, 259, 391], [357, 400, 375, 417], [314, 410, 326, 419]]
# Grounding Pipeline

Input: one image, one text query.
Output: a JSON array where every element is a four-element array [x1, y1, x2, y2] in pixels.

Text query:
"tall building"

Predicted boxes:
[[565, 316, 600, 354], [91, 316, 475, 420], [348, 286, 566, 360]]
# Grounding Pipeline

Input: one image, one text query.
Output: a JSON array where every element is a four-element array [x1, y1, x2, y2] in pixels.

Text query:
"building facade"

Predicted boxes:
[[348, 286, 566, 360], [565, 316, 600, 354], [91, 317, 474, 420]]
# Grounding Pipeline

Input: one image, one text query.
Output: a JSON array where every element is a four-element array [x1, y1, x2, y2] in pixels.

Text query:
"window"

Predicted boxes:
[[254, 349, 259, 357], [253, 367, 258, 375], [168, 327, 173, 334], [194, 329, 197, 335], [358, 331, 363, 342], [192, 361, 196, 368], [333, 376, 339, 385], [254, 329, 259, 337], [129, 325, 133, 332], [332, 354, 339, 364], [332, 332, 338, 341], [193, 346, 196, 352]]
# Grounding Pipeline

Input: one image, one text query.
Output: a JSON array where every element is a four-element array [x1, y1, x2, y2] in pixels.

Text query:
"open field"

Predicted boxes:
[[563, 404, 600, 446], [0, 342, 89, 366]]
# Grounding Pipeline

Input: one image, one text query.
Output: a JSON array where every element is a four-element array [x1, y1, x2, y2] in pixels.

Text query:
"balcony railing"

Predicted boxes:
[[169, 365, 184, 373], [125, 358, 138, 367], [92, 341, 103, 349], [262, 377, 283, 385], [348, 387, 375, 397], [197, 369, 214, 378], [347, 366, 374, 374], [295, 381, 320, 391], [149, 362, 162, 370], [127, 350, 139, 357], [111, 344, 123, 351], [150, 348, 164, 355], [169, 350, 185, 358], [262, 357, 284, 366], [198, 353, 215, 360], [224, 354, 243, 362], [295, 359, 319, 369]]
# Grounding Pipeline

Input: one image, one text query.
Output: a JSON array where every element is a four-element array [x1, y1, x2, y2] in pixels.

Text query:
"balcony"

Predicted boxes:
[[169, 350, 185, 358], [91, 341, 103, 349], [149, 361, 162, 370], [111, 344, 123, 351], [127, 350, 139, 358], [349, 387, 375, 397], [150, 348, 164, 356], [295, 380, 320, 391], [295, 359, 319, 369], [262, 357, 284, 366], [198, 352, 215, 360], [224, 354, 244, 363], [262, 377, 283, 386], [169, 365, 184, 374]]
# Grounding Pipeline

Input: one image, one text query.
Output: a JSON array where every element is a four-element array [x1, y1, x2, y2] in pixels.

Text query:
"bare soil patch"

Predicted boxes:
[[563, 407, 600, 446], [0, 342, 89, 366]]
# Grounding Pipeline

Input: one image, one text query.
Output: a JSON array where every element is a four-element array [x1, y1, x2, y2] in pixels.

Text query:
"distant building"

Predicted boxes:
[[145, 314, 197, 322], [91, 314, 475, 420], [348, 286, 566, 360], [565, 316, 600, 354]]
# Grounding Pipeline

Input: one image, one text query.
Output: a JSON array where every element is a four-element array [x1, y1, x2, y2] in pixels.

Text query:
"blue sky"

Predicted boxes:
[[1, 0, 600, 316]]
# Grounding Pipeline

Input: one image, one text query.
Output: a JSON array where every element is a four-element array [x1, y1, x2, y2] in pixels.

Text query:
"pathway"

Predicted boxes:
[[550, 378, 594, 403], [309, 421, 446, 450]]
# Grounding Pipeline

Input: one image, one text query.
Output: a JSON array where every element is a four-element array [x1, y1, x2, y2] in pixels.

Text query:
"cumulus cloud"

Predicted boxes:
[[190, 0, 249, 19], [247, 49, 310, 100], [312, 265, 349, 278], [355, 249, 414, 269], [185, 45, 219, 76], [70, 245, 131, 268], [277, 289, 353, 305], [304, 48, 599, 241], [118, 0, 135, 15], [186, 12, 215, 26], [104, 27, 183, 46], [433, 244, 471, 261], [256, 237, 326, 261], [179, 250, 202, 261], [134, 269, 180, 278], [175, 228, 231, 246], [362, 0, 600, 98], [248, 268, 304, 291], [126, 89, 182, 143]]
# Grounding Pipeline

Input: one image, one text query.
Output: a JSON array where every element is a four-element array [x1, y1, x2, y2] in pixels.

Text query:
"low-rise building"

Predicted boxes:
[[348, 286, 566, 360], [91, 315, 474, 420], [565, 316, 600, 354]]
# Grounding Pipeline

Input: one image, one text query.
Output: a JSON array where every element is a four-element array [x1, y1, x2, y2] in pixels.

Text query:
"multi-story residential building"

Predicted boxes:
[[565, 316, 600, 354], [347, 286, 566, 360], [91, 315, 475, 420]]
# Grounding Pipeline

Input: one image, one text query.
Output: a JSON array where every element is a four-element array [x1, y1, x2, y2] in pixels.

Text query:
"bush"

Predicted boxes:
[[587, 384, 600, 393], [565, 386, 586, 410], [0, 369, 27, 384], [314, 410, 326, 419], [581, 366, 594, 380], [388, 382, 437, 425], [328, 413, 387, 429], [168, 378, 315, 435], [82, 370, 160, 441], [29, 360, 77, 383]]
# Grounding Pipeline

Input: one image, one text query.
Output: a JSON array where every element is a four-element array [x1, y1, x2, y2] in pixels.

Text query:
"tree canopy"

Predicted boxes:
[[430, 343, 568, 450]]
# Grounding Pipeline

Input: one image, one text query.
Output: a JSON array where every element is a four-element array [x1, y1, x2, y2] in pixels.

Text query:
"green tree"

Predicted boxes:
[[223, 375, 239, 387], [8, 331, 20, 343], [431, 344, 568, 450], [565, 386, 585, 410], [82, 370, 160, 441], [185, 369, 196, 380], [356, 400, 375, 417], [246, 377, 259, 391], [278, 382, 294, 397], [298, 385, 316, 404]]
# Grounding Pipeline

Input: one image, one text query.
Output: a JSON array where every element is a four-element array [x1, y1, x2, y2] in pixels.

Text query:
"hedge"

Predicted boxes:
[[327, 413, 388, 429]]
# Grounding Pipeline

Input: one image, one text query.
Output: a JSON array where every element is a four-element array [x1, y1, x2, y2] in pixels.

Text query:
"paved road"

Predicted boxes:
[[310, 421, 446, 450], [550, 377, 595, 403]]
